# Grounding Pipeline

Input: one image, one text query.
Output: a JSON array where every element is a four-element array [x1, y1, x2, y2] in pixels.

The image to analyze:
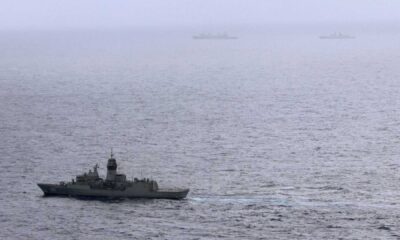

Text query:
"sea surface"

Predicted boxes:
[[1, 28, 400, 239]]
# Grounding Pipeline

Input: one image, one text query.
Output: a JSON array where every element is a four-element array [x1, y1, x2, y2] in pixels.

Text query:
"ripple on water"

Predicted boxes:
[[1, 31, 400, 239]]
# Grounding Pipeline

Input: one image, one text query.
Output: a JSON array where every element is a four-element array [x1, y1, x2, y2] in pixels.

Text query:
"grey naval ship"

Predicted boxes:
[[193, 33, 237, 40], [319, 32, 355, 39], [37, 152, 189, 200]]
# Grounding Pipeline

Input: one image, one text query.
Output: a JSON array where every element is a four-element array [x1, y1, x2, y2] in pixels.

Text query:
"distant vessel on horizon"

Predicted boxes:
[[319, 32, 355, 39], [193, 33, 238, 40]]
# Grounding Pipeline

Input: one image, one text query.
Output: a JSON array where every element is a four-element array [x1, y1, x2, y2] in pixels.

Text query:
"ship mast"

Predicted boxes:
[[106, 148, 117, 181]]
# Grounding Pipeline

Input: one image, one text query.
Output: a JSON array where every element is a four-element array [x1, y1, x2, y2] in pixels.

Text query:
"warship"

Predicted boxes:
[[319, 32, 355, 39], [193, 33, 237, 40], [37, 151, 189, 200]]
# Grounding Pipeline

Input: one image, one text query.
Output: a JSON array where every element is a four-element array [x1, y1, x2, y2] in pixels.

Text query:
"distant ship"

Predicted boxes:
[[37, 151, 189, 200], [193, 33, 238, 40], [319, 33, 355, 39]]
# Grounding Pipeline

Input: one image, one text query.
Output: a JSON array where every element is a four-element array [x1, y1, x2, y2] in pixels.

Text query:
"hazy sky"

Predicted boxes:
[[1, 0, 399, 30]]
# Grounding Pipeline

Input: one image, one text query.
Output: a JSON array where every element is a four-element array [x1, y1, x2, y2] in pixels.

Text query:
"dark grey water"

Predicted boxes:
[[1, 29, 400, 239]]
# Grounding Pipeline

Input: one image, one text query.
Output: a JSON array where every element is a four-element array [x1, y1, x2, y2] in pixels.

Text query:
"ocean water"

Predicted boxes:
[[0, 28, 400, 239]]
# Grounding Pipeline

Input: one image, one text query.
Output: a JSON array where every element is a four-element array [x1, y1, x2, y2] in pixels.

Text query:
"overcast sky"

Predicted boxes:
[[1, 0, 399, 30]]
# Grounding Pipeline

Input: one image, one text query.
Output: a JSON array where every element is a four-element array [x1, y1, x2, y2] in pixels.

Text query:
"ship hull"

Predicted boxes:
[[37, 183, 189, 200]]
